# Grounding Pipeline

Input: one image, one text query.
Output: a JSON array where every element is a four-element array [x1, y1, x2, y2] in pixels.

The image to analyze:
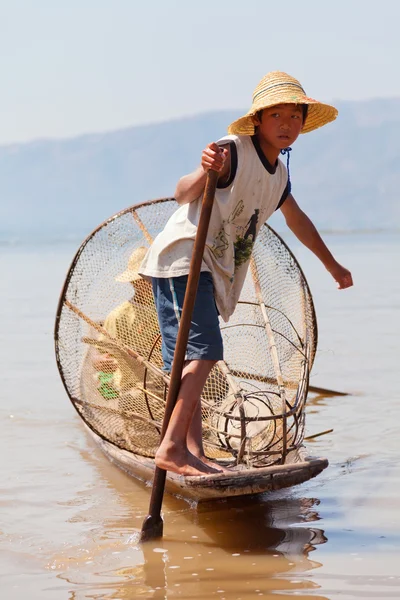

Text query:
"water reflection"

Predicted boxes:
[[54, 457, 329, 599], [135, 494, 328, 600], [192, 494, 327, 553], [49, 421, 330, 599], [66, 492, 328, 599]]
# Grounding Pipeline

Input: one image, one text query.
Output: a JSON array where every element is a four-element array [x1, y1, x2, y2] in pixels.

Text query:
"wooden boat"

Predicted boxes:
[[55, 198, 328, 500], [88, 426, 327, 501]]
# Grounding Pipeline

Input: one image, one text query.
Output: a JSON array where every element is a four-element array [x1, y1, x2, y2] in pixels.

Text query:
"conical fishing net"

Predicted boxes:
[[55, 198, 317, 467]]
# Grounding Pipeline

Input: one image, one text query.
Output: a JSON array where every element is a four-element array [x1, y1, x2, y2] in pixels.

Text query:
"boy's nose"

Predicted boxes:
[[280, 122, 290, 130]]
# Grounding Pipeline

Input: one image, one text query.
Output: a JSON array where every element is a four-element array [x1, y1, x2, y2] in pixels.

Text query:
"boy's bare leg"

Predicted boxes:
[[187, 399, 231, 472], [155, 359, 222, 476], [186, 398, 206, 457]]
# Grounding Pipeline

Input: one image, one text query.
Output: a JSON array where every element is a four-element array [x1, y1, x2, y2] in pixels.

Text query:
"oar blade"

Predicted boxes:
[[140, 514, 164, 542]]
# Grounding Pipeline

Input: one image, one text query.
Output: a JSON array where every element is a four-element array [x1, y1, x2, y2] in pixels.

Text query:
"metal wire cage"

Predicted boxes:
[[55, 198, 317, 468]]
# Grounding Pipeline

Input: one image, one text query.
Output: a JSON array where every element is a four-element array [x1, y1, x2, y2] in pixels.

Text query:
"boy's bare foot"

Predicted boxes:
[[155, 445, 222, 477], [187, 444, 232, 473], [192, 453, 232, 473]]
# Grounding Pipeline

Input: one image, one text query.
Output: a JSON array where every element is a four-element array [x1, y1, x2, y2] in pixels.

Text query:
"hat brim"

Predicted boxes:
[[115, 271, 142, 283], [228, 99, 338, 136]]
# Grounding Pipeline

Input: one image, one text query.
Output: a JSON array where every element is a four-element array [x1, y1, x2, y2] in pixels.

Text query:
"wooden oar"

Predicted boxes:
[[308, 385, 348, 397], [140, 169, 219, 542], [304, 428, 334, 441], [228, 369, 348, 397]]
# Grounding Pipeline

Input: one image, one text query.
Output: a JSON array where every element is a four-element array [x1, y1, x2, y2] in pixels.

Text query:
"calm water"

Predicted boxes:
[[1, 232, 399, 599]]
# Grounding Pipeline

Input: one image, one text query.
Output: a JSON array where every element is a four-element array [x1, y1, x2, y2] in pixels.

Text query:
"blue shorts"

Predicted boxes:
[[151, 272, 224, 372]]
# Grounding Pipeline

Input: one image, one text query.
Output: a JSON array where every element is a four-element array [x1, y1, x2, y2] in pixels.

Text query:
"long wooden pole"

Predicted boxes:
[[140, 170, 219, 542]]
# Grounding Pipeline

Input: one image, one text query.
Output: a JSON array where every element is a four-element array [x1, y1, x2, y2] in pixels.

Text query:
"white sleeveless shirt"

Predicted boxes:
[[139, 134, 289, 322]]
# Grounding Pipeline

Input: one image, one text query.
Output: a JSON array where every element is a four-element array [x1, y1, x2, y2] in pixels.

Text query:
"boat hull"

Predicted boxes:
[[89, 429, 328, 501]]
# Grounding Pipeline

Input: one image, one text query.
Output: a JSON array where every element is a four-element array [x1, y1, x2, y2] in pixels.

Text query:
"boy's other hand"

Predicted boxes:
[[201, 142, 228, 173], [328, 261, 353, 289]]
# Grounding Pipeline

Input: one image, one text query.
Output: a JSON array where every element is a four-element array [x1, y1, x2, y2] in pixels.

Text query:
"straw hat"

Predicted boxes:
[[115, 246, 148, 283], [228, 71, 338, 135]]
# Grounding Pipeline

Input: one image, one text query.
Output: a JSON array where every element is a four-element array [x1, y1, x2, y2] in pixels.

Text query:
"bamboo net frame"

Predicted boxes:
[[54, 197, 317, 467]]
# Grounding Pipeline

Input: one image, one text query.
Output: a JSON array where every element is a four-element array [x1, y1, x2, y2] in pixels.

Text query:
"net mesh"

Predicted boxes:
[[55, 198, 317, 467]]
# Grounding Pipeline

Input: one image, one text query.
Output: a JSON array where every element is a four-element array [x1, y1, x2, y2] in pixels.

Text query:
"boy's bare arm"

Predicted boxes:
[[174, 143, 231, 205], [280, 194, 353, 289]]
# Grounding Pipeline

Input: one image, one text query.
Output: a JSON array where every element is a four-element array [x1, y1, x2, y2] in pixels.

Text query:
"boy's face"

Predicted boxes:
[[252, 103, 304, 149]]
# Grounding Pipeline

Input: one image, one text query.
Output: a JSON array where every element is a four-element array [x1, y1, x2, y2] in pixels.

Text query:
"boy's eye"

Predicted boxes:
[[270, 113, 280, 118], [292, 114, 300, 119]]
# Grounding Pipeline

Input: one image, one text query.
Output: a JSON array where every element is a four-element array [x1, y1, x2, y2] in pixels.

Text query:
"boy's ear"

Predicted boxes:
[[251, 113, 261, 126]]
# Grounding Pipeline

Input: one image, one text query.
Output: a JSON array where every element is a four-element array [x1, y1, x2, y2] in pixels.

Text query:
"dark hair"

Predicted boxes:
[[256, 104, 308, 124]]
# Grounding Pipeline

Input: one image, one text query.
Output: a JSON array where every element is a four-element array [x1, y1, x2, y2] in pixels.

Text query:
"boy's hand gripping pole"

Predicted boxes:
[[140, 169, 219, 542]]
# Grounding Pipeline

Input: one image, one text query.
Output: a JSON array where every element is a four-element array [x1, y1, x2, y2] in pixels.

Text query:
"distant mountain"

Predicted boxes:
[[1, 99, 399, 238]]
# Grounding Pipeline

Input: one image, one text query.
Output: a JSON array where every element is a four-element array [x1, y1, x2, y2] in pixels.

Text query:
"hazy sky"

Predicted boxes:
[[1, 0, 399, 144]]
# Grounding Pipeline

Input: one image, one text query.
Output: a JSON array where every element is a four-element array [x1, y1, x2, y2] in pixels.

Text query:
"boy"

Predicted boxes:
[[139, 71, 353, 477]]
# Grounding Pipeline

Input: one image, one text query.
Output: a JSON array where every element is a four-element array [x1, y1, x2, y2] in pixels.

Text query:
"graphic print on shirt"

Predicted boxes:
[[210, 199, 244, 259], [210, 201, 260, 275], [234, 208, 260, 269]]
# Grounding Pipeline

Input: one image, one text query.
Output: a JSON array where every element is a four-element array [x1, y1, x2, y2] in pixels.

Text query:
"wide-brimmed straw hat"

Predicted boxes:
[[115, 246, 148, 283], [228, 71, 338, 135]]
